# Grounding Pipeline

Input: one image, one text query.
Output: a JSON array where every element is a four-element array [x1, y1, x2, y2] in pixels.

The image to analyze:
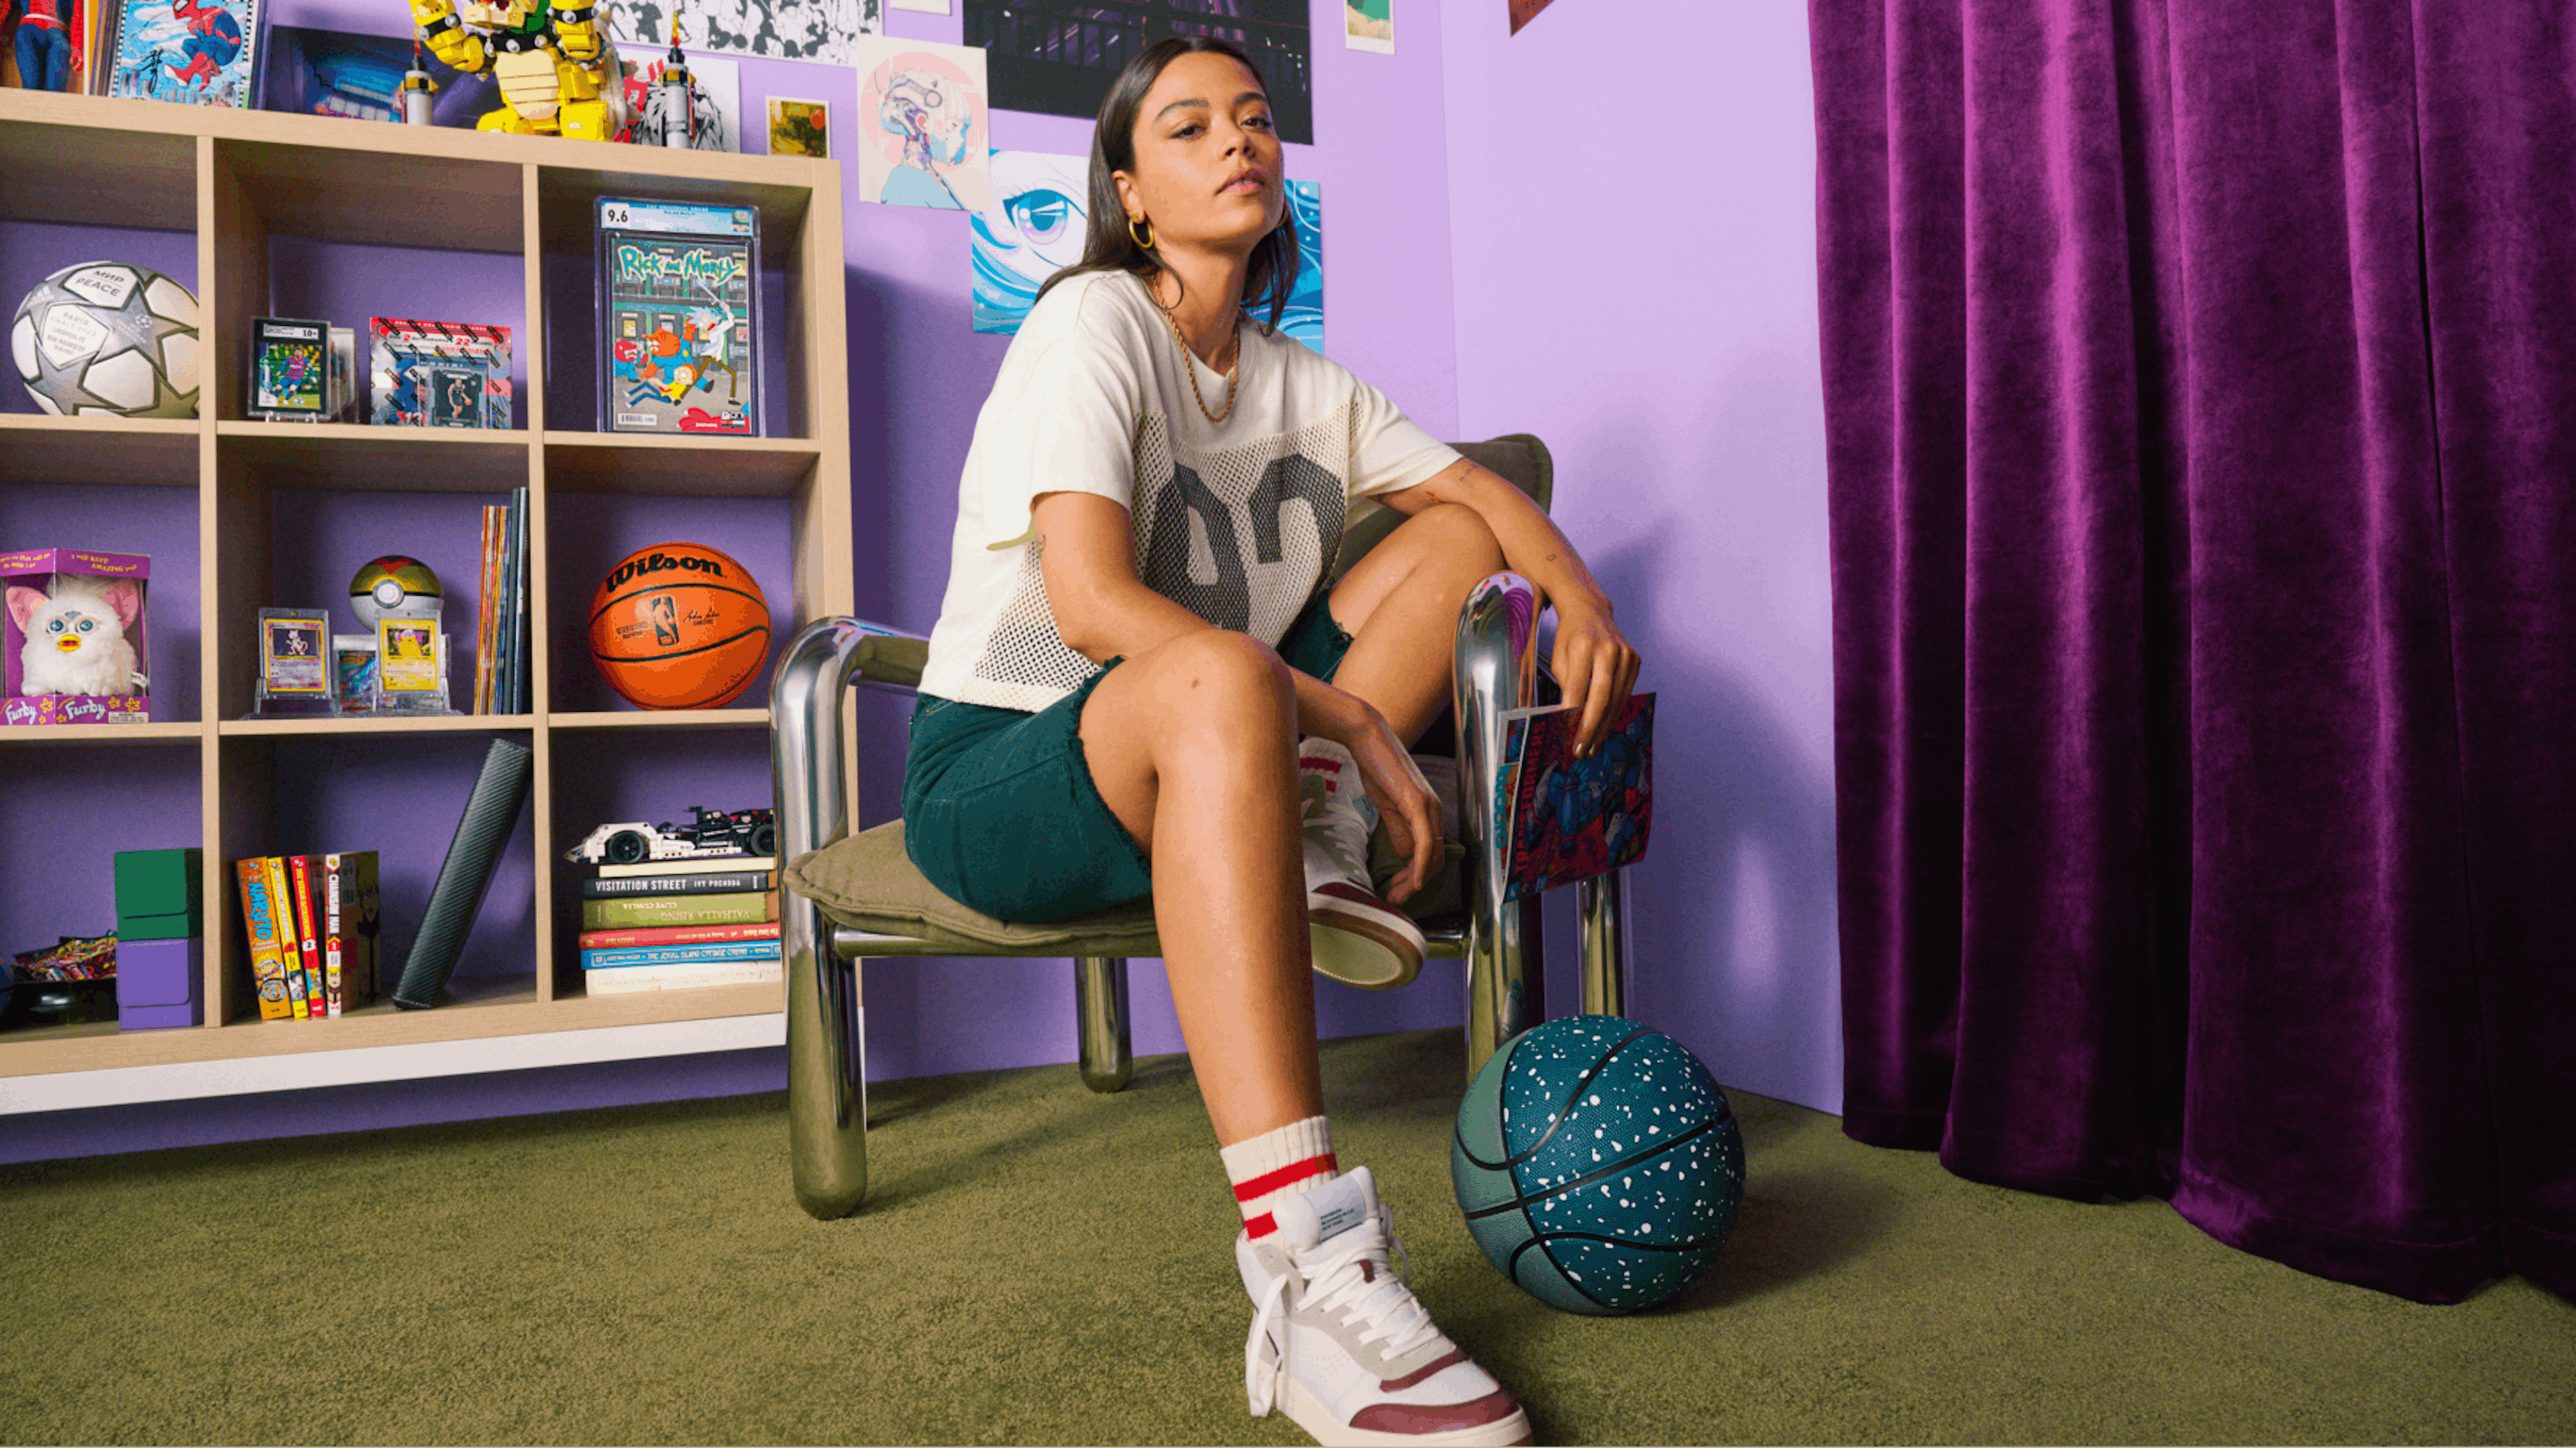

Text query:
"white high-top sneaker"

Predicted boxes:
[[1238, 1168, 1533, 1447], [1299, 740, 1428, 990]]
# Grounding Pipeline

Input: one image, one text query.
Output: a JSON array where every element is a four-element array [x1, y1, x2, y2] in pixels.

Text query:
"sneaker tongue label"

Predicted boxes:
[[1312, 1194, 1369, 1242]]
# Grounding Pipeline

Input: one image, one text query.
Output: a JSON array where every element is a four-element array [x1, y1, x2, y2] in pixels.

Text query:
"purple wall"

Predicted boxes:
[[1438, 0, 1841, 1110]]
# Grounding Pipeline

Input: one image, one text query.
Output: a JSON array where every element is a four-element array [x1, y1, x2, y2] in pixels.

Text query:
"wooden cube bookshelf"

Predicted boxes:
[[0, 89, 853, 1085]]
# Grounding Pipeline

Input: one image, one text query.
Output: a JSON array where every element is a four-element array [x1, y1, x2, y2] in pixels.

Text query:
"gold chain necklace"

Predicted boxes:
[[1159, 292, 1241, 426]]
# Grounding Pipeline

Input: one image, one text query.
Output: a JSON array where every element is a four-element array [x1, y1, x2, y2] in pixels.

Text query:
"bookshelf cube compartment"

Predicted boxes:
[[0, 219, 200, 419], [0, 476, 203, 722], [546, 723, 774, 1000], [543, 490, 797, 717], [533, 161, 825, 437], [260, 236, 529, 429], [0, 741, 200, 1040], [219, 731, 538, 1023], [0, 101, 196, 233]]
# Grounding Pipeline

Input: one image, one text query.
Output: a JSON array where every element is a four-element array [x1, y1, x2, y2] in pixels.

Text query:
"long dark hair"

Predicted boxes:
[[1031, 36, 1301, 333]]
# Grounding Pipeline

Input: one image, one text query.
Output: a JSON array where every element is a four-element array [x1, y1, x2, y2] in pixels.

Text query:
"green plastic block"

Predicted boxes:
[[114, 847, 203, 919]]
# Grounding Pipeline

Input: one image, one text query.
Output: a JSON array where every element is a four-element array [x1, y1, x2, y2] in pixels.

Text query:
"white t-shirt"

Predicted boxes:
[[918, 268, 1463, 713]]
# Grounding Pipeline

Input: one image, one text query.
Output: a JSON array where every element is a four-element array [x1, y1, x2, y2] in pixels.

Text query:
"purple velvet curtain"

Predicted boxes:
[[1809, 0, 2576, 1304]]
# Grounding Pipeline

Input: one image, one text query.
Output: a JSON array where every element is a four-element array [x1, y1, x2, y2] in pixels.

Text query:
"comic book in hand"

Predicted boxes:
[[1494, 693, 1654, 901], [596, 197, 761, 436]]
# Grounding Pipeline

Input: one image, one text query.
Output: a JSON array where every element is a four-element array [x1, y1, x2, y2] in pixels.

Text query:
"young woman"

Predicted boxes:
[[908, 36, 1639, 1447]]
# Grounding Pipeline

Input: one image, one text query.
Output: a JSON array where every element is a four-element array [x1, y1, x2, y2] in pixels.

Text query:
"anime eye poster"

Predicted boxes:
[[972, 153, 1324, 354], [103, 0, 262, 108], [610, 0, 877, 67], [853, 36, 989, 213]]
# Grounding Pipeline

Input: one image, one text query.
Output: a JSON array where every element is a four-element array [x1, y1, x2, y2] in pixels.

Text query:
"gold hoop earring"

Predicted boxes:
[[1130, 215, 1156, 250]]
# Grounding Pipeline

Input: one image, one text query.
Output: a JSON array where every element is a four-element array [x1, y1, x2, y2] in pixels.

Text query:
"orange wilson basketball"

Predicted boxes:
[[588, 542, 771, 710]]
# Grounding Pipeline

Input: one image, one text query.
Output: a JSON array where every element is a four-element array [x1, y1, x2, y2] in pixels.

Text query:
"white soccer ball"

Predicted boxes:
[[11, 262, 201, 419]]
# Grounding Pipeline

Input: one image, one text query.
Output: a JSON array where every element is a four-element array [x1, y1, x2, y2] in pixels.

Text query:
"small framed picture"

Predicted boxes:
[[254, 608, 337, 716], [769, 97, 830, 158]]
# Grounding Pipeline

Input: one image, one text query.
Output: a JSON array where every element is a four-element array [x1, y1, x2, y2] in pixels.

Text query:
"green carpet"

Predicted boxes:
[[5, 1029, 2571, 1445]]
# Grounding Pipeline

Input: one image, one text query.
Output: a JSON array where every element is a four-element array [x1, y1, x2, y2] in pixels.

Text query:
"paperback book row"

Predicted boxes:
[[576, 855, 780, 995], [235, 852, 379, 1020]]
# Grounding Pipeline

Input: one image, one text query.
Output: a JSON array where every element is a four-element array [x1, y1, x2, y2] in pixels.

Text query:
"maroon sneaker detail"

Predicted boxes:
[[1379, 1349, 1468, 1392], [1348, 1388, 1523, 1433]]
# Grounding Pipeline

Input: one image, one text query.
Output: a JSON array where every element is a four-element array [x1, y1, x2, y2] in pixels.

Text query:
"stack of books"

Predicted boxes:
[[576, 856, 780, 994], [235, 853, 380, 1021]]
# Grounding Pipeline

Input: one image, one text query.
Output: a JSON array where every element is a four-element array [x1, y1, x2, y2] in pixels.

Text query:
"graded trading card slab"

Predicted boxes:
[[598, 197, 761, 436]]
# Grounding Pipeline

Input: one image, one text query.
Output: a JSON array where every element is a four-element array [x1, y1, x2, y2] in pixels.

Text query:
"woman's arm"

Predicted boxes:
[[1030, 488, 1381, 749], [1375, 458, 1643, 756]]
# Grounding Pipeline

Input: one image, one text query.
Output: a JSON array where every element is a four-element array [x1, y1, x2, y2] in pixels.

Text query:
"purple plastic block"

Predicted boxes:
[[116, 935, 201, 1028]]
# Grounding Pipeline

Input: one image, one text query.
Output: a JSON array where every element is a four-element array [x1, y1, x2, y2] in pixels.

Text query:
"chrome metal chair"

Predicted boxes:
[[769, 435, 1633, 1219]]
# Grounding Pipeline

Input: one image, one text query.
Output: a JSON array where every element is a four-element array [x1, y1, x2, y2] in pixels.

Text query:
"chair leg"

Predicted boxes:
[[1075, 955, 1133, 1093], [774, 617, 873, 1219], [1578, 868, 1629, 1018], [1456, 572, 1546, 1081]]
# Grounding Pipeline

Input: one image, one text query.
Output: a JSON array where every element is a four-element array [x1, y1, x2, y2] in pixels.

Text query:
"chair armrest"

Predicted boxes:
[[772, 617, 924, 865], [1454, 572, 1546, 909]]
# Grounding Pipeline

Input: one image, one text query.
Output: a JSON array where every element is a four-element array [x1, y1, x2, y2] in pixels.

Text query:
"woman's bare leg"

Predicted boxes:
[[1077, 628, 1322, 1145], [1326, 503, 1508, 744]]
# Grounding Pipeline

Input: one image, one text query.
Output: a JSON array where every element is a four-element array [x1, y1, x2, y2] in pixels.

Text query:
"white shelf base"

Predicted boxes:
[[0, 1011, 787, 1115]]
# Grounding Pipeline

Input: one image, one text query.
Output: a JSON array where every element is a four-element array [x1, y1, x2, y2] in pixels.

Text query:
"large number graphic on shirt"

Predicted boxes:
[[1137, 454, 1342, 632]]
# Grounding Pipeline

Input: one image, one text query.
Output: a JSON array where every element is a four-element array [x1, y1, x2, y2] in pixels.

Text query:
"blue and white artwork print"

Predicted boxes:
[[108, 0, 261, 109], [973, 151, 1091, 333], [972, 153, 1325, 355]]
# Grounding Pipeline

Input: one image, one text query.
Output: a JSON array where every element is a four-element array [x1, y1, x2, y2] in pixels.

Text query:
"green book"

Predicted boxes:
[[579, 890, 780, 930]]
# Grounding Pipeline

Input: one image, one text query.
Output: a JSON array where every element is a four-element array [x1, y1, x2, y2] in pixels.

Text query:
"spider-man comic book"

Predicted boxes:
[[1495, 693, 1655, 901]]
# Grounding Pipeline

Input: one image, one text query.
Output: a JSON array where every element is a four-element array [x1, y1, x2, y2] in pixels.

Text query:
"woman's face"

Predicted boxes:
[[1114, 52, 1285, 256]]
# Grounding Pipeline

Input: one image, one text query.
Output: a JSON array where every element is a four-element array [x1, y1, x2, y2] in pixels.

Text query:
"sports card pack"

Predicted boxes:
[[596, 197, 761, 435], [368, 318, 513, 429]]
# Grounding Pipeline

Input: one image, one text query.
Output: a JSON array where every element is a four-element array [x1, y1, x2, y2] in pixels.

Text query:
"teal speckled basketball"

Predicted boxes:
[[1451, 1015, 1746, 1314]]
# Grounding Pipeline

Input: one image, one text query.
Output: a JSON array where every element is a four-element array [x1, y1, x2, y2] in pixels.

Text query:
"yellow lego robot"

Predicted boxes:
[[407, 0, 632, 140]]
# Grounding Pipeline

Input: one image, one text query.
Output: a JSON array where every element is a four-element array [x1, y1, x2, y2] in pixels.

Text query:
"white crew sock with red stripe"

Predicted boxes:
[[1221, 1115, 1338, 1240]]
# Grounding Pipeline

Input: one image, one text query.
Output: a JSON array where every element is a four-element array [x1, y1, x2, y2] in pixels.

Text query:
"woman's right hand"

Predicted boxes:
[[1342, 709, 1443, 905]]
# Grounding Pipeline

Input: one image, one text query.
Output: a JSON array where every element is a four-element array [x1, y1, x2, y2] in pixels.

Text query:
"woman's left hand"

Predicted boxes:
[[1550, 599, 1642, 758]]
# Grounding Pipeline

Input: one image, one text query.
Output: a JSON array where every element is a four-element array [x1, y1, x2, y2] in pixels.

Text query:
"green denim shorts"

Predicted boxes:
[[902, 594, 1353, 923]]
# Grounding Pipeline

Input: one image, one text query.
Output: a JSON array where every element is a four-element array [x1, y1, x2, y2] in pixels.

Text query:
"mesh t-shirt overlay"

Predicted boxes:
[[918, 270, 1460, 714], [970, 411, 1354, 698]]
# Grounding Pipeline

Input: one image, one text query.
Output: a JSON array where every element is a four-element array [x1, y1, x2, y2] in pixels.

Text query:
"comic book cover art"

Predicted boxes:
[[105, 0, 261, 108], [1497, 693, 1654, 900], [598, 198, 760, 435]]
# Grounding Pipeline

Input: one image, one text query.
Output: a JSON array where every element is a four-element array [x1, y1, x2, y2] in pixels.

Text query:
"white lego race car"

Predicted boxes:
[[563, 806, 777, 865]]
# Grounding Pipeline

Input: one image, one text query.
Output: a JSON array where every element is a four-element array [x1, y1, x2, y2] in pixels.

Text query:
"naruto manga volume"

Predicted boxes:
[[596, 197, 761, 435]]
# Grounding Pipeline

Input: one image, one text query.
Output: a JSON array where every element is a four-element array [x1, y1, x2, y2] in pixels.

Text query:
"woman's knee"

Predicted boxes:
[[1138, 629, 1295, 728], [1411, 502, 1507, 574]]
